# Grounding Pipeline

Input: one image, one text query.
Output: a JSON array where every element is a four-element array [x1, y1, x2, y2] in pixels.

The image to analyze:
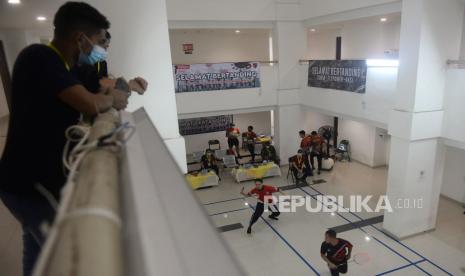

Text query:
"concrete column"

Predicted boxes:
[[273, 1, 307, 162], [383, 0, 464, 238], [89, 0, 187, 173]]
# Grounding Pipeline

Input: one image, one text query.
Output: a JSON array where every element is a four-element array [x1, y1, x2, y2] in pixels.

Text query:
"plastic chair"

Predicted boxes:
[[287, 156, 296, 184], [223, 155, 238, 168], [214, 149, 227, 160], [192, 151, 205, 163], [208, 139, 221, 151], [335, 140, 351, 162]]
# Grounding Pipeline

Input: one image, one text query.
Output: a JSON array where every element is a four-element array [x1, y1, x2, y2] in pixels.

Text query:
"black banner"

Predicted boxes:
[[179, 115, 233, 136], [307, 60, 367, 93]]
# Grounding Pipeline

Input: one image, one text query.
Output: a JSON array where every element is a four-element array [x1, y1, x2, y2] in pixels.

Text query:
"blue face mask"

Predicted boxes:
[[79, 44, 107, 65]]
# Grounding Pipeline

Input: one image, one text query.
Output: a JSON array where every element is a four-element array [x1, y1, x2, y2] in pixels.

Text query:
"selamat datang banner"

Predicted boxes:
[[307, 60, 367, 93], [173, 62, 261, 93]]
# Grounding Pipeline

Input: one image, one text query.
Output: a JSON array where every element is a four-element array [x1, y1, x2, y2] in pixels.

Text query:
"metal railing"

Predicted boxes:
[[33, 109, 123, 276]]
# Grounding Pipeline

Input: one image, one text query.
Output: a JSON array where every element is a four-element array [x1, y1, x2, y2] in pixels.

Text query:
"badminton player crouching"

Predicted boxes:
[[321, 229, 353, 276], [240, 179, 286, 234]]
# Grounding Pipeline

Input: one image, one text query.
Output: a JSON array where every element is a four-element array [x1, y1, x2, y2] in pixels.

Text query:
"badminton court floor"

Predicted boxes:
[[195, 162, 465, 276]]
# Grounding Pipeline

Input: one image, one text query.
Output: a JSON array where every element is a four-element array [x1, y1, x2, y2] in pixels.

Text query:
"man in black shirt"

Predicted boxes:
[[321, 229, 353, 276], [76, 30, 148, 95], [0, 3, 128, 275]]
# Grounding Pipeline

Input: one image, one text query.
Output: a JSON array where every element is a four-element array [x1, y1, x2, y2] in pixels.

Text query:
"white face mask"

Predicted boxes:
[[78, 34, 108, 65]]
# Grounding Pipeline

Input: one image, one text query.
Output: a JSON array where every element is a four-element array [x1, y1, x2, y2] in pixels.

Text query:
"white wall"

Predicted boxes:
[[302, 109, 334, 132], [441, 146, 465, 204], [443, 69, 465, 144], [300, 66, 397, 127], [169, 29, 270, 64], [0, 29, 29, 72], [307, 16, 400, 60], [306, 29, 339, 59], [461, 6, 465, 59], [183, 111, 271, 154], [89, 0, 187, 173], [338, 118, 375, 166]]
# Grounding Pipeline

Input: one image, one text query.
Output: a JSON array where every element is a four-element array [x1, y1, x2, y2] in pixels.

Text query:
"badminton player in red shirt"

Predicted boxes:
[[240, 179, 286, 234]]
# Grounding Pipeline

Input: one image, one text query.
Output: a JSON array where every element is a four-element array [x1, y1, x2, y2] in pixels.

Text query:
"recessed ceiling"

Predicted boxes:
[[308, 12, 402, 33], [0, 0, 67, 29], [169, 28, 271, 36]]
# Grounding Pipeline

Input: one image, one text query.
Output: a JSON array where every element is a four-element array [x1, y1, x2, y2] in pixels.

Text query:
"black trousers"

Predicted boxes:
[[247, 144, 255, 162], [303, 152, 313, 176], [228, 138, 239, 149], [330, 263, 348, 276], [249, 202, 280, 227], [204, 165, 219, 176], [292, 167, 308, 183], [310, 152, 323, 172]]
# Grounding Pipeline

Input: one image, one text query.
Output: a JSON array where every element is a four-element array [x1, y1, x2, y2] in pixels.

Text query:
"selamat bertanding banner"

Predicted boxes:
[[307, 60, 367, 93], [173, 62, 261, 93]]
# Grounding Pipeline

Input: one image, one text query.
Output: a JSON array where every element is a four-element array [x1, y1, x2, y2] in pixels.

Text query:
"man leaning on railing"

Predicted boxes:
[[0, 3, 147, 276]]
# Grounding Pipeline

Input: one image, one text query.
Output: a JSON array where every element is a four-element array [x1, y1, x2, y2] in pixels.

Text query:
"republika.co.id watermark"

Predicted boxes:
[[264, 195, 423, 213]]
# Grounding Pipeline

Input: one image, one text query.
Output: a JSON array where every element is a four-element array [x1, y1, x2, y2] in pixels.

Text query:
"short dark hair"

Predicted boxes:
[[248, 125, 253, 130], [54, 2, 110, 39], [299, 130, 306, 135], [326, 229, 337, 238], [311, 131, 318, 135], [254, 178, 263, 183]]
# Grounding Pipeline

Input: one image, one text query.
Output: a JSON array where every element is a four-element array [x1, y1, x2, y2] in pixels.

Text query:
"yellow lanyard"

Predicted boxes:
[[47, 43, 70, 71], [97, 62, 101, 73]]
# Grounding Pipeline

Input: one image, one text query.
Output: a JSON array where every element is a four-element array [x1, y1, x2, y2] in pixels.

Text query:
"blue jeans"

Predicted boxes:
[[0, 191, 56, 276]]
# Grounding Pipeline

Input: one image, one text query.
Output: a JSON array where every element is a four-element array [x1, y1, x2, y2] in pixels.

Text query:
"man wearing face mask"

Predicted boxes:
[[75, 30, 148, 95], [0, 3, 126, 276]]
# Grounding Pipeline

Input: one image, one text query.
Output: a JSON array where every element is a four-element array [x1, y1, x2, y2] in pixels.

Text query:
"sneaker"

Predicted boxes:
[[247, 227, 252, 234], [268, 215, 279, 220], [318, 171, 321, 175]]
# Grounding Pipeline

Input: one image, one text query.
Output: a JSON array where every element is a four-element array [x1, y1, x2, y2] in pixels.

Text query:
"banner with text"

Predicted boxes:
[[179, 115, 233, 136], [173, 62, 261, 93], [307, 60, 367, 93]]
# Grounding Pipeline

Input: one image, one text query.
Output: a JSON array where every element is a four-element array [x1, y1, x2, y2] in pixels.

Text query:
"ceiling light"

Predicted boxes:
[[310, 29, 316, 32], [244, 202, 248, 206], [235, 30, 240, 34], [8, 0, 20, 4], [365, 236, 371, 241], [37, 16, 47, 21], [380, 17, 387, 22]]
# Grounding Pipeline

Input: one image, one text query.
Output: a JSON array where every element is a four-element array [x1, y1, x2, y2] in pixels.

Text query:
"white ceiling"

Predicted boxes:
[[0, 0, 66, 30]]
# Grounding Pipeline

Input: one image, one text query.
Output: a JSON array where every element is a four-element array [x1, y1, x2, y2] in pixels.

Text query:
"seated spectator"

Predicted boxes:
[[201, 149, 220, 179], [261, 142, 280, 166], [291, 149, 309, 184]]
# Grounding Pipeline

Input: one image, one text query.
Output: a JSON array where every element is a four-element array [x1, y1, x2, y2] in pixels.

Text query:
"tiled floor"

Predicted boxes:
[[195, 161, 465, 276]]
